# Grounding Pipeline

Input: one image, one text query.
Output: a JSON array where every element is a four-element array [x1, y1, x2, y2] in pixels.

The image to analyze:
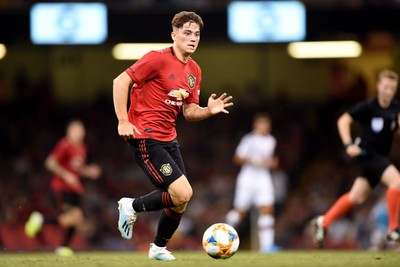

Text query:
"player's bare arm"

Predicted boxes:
[[183, 92, 233, 121], [113, 71, 141, 139], [233, 154, 278, 169], [45, 155, 82, 190], [80, 164, 102, 180], [337, 112, 362, 157], [233, 154, 247, 166]]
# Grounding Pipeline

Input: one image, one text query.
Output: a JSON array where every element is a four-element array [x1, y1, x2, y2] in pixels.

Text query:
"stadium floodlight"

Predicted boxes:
[[228, 1, 306, 43], [112, 43, 172, 60], [0, 44, 6, 60], [30, 2, 107, 45], [287, 41, 362, 59]]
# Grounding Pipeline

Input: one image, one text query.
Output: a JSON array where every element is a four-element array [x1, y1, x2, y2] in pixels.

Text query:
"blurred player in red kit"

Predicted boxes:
[[25, 119, 101, 256], [113, 11, 233, 260]]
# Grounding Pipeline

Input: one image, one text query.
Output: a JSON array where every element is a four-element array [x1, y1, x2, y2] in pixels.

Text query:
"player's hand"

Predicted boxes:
[[118, 119, 141, 140], [267, 157, 279, 169], [346, 144, 362, 158], [252, 157, 279, 169], [207, 93, 233, 115], [63, 172, 83, 192], [82, 164, 101, 180]]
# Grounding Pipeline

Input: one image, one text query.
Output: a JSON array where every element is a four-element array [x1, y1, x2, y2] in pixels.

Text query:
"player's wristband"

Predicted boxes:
[[344, 141, 352, 148]]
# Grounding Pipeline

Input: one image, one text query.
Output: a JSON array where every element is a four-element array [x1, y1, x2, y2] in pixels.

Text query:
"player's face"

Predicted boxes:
[[67, 122, 85, 144], [377, 77, 398, 106], [172, 22, 200, 57], [253, 118, 271, 135]]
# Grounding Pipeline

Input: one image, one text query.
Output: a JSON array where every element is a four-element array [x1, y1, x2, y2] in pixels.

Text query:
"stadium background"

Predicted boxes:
[[1, 0, 400, 252]]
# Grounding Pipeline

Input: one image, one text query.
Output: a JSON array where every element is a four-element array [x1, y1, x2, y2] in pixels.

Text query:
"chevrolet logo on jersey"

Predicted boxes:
[[168, 88, 189, 100]]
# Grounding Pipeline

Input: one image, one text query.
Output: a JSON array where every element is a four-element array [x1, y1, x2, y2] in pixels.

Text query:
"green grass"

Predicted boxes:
[[0, 250, 399, 267]]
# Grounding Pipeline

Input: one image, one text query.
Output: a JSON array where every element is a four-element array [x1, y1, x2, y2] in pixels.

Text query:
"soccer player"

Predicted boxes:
[[226, 113, 280, 253], [112, 11, 233, 261], [312, 69, 400, 248], [25, 119, 101, 256]]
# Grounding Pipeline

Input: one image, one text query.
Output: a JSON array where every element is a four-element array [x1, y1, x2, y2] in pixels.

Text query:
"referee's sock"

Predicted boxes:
[[132, 190, 175, 212], [322, 192, 354, 229], [386, 187, 400, 231]]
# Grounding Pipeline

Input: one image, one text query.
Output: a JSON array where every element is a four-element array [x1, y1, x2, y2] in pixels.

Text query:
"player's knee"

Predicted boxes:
[[259, 205, 274, 215], [59, 208, 83, 228], [73, 208, 84, 224], [169, 176, 193, 206], [351, 194, 368, 205], [389, 180, 400, 191], [174, 187, 193, 206]]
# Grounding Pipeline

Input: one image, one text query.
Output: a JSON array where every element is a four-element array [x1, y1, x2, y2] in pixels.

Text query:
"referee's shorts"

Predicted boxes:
[[358, 152, 391, 187]]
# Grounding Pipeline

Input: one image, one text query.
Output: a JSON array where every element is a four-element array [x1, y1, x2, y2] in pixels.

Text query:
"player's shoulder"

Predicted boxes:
[[144, 47, 172, 58], [185, 57, 201, 77], [242, 131, 255, 139], [137, 47, 171, 63], [351, 97, 375, 110], [153, 47, 173, 55], [245, 132, 274, 141], [57, 138, 69, 147], [360, 97, 376, 106], [51, 137, 69, 152], [188, 57, 200, 68], [137, 47, 174, 68]]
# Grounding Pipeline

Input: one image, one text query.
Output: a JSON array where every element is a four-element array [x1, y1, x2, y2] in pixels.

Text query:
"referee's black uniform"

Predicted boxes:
[[348, 97, 400, 187]]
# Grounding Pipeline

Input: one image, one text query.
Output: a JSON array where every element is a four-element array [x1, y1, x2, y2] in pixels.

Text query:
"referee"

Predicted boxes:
[[312, 69, 400, 248]]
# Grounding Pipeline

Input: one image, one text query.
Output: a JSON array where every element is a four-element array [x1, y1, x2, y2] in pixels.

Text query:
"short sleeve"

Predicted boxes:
[[125, 51, 160, 87], [348, 100, 371, 122], [50, 140, 68, 161], [235, 134, 251, 158]]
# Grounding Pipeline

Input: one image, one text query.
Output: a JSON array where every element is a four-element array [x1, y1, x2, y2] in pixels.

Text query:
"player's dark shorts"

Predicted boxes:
[[128, 138, 187, 190], [358, 153, 391, 187], [51, 191, 81, 213]]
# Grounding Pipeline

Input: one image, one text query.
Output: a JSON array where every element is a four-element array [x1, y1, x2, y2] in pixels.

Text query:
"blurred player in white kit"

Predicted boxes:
[[226, 112, 280, 253]]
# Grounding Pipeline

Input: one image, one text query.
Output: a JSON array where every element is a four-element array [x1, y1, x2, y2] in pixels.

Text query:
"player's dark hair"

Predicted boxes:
[[172, 11, 204, 30], [253, 112, 271, 122]]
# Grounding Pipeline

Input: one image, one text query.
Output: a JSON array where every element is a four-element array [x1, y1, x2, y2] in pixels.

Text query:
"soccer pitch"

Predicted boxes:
[[1, 250, 399, 267]]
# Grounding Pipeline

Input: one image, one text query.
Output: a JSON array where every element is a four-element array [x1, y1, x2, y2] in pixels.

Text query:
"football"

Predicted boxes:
[[202, 223, 240, 259]]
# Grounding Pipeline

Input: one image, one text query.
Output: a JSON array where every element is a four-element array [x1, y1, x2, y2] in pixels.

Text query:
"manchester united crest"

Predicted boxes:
[[188, 74, 196, 89], [160, 163, 173, 176]]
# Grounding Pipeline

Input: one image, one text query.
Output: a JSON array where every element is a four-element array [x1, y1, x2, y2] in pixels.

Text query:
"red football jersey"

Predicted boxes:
[[49, 138, 87, 193], [125, 47, 202, 141]]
